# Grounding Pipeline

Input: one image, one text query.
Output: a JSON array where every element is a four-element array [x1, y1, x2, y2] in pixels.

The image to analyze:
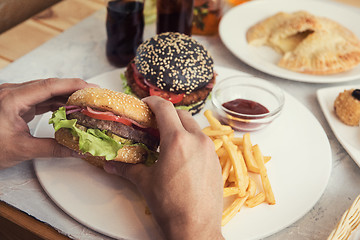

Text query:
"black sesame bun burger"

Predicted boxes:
[[49, 88, 159, 168], [124, 32, 215, 115]]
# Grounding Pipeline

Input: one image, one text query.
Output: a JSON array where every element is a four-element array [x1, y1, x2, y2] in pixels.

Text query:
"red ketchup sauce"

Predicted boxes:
[[221, 99, 269, 131], [222, 99, 269, 117]]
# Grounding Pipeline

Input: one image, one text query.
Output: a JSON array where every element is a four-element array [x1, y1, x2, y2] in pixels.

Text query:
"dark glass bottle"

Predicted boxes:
[[106, 0, 144, 67], [156, 0, 194, 35]]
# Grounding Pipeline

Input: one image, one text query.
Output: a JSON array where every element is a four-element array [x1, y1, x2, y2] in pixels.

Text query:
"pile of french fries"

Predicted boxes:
[[202, 110, 276, 226]]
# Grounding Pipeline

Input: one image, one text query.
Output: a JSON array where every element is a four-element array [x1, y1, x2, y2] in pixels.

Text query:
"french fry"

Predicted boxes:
[[252, 145, 271, 164], [201, 126, 213, 132], [204, 110, 223, 130], [216, 147, 226, 158], [243, 133, 260, 173], [222, 157, 232, 186], [246, 178, 257, 199], [231, 137, 243, 146], [213, 139, 223, 151], [228, 168, 236, 183], [219, 158, 226, 169], [237, 149, 250, 196], [218, 149, 228, 168], [202, 127, 233, 137], [222, 135, 248, 197], [222, 193, 249, 226], [220, 125, 233, 131], [253, 144, 276, 205], [204, 110, 232, 131], [223, 187, 241, 197], [227, 132, 234, 140], [246, 192, 266, 208]]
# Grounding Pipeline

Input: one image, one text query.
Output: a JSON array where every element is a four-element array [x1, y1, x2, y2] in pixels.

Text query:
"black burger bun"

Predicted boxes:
[[134, 32, 214, 94]]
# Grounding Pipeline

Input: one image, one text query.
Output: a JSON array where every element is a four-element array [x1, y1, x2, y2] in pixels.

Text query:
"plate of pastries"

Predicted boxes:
[[219, 0, 360, 83]]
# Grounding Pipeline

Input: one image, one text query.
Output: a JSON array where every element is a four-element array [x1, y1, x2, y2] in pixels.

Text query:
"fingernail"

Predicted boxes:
[[87, 83, 100, 88], [103, 162, 116, 174]]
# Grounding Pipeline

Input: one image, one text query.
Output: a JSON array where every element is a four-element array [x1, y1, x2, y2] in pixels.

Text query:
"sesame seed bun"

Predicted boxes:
[[134, 32, 214, 94], [55, 128, 148, 165], [67, 87, 157, 129]]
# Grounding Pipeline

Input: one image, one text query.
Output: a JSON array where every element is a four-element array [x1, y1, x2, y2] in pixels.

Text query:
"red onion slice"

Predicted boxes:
[[64, 105, 82, 114]]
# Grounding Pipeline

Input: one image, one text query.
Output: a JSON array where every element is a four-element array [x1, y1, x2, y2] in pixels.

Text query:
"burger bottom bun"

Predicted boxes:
[[54, 128, 147, 167]]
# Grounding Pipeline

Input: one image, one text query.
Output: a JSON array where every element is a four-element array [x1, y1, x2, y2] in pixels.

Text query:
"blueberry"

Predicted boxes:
[[352, 89, 360, 101]]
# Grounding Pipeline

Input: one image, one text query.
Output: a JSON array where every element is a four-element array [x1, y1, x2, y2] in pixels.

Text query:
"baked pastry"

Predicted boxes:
[[246, 12, 291, 47], [278, 17, 360, 74], [246, 11, 360, 75], [334, 89, 360, 126], [267, 11, 320, 54]]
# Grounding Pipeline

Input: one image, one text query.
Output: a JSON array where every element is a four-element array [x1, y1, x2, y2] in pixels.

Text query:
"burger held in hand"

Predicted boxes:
[[125, 32, 215, 115], [49, 88, 160, 167]]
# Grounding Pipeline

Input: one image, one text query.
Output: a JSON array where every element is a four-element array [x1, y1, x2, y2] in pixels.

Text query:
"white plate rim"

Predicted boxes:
[[219, 0, 360, 83]]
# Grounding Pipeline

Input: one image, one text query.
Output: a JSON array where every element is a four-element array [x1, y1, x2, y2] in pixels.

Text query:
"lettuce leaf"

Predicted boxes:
[[121, 73, 135, 96], [78, 128, 122, 160]]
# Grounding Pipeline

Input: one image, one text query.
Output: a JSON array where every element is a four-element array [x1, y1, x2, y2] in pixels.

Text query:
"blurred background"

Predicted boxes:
[[0, 0, 105, 70], [0, 0, 358, 70]]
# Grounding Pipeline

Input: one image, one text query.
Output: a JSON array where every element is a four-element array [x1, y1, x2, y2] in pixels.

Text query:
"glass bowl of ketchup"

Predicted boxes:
[[211, 75, 285, 131]]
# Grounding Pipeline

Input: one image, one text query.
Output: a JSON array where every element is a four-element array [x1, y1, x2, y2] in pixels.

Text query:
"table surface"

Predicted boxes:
[[1, 0, 360, 240], [0, 0, 105, 70]]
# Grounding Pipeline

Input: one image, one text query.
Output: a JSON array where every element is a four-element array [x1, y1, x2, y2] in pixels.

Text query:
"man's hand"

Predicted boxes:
[[104, 96, 224, 240], [0, 78, 97, 169]]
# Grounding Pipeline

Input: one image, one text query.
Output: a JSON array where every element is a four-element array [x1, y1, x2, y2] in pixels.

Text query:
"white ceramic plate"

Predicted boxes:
[[34, 66, 332, 240], [219, 0, 360, 83], [317, 85, 360, 167], [350, 227, 360, 240]]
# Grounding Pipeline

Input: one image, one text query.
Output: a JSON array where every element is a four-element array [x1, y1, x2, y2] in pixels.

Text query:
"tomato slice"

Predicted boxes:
[[132, 63, 148, 91], [81, 109, 132, 126], [149, 88, 184, 104]]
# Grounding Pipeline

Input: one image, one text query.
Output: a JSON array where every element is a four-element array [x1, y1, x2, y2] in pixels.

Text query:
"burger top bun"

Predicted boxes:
[[134, 32, 214, 94], [67, 88, 157, 129]]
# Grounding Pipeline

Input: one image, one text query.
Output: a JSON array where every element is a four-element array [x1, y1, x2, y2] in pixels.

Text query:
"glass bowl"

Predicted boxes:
[[211, 75, 285, 131]]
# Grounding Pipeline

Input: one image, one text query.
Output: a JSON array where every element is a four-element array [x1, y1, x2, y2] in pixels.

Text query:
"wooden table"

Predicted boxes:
[[0, 0, 105, 70], [0, 0, 360, 239]]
